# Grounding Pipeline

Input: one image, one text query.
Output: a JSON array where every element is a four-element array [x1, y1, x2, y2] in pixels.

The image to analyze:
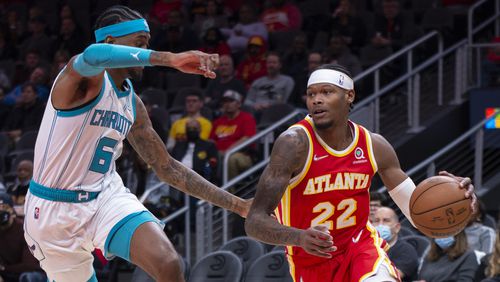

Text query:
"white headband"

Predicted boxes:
[[307, 69, 354, 90]]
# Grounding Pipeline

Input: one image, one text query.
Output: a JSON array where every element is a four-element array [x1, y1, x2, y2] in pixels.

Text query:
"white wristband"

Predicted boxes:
[[388, 177, 416, 227]]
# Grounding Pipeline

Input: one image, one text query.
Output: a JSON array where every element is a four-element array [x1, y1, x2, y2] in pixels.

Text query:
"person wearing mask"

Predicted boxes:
[[417, 230, 479, 282], [373, 207, 419, 281], [0, 192, 43, 282]]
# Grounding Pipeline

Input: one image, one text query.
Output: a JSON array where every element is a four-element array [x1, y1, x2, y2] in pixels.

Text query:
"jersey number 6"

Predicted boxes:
[[90, 137, 118, 174], [311, 198, 357, 230]]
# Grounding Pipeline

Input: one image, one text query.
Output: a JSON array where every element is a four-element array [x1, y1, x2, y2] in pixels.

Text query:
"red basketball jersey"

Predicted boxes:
[[275, 116, 378, 268]]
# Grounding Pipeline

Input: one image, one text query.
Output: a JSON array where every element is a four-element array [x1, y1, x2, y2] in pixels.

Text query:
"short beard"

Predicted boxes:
[[314, 120, 333, 130]]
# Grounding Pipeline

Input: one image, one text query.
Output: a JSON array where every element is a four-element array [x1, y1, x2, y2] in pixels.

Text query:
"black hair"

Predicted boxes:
[[94, 5, 144, 32], [316, 63, 354, 110]]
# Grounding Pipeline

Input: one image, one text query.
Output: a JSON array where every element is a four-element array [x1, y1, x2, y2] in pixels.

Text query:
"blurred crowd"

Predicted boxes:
[[0, 0, 497, 281]]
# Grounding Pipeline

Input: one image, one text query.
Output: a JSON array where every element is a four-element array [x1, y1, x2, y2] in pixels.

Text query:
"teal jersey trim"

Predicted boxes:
[[104, 211, 160, 261], [107, 72, 131, 98], [87, 271, 98, 282], [56, 83, 105, 117], [29, 180, 100, 203]]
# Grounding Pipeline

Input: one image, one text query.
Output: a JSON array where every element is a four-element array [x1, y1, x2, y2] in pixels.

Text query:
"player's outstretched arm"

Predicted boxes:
[[245, 129, 335, 258], [127, 95, 250, 217], [371, 133, 477, 221]]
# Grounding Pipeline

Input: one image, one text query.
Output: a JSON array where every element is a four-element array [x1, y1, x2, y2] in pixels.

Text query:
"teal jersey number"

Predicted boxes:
[[90, 137, 118, 174]]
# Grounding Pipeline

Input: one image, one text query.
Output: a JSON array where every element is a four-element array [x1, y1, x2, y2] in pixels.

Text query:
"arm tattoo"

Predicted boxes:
[[245, 128, 309, 246], [127, 95, 244, 214]]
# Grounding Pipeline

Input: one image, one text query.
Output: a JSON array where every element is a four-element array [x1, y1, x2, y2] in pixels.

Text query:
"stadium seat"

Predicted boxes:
[[189, 251, 242, 282], [399, 226, 415, 238], [219, 236, 265, 277], [271, 245, 285, 253], [257, 103, 296, 130], [244, 250, 293, 282], [483, 214, 497, 230], [403, 235, 430, 258], [142, 88, 168, 109]]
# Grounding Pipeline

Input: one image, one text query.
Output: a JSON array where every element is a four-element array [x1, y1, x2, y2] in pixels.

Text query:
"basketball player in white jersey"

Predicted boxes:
[[23, 5, 251, 282]]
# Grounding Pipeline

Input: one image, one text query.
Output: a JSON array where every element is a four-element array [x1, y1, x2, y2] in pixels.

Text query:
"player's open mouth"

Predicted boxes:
[[313, 109, 327, 117]]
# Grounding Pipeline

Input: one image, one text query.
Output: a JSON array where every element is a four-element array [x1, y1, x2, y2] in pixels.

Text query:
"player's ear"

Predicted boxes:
[[104, 36, 115, 44], [346, 89, 355, 104]]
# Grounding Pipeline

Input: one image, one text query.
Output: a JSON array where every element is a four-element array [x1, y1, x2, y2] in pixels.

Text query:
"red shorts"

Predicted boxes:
[[288, 231, 400, 282]]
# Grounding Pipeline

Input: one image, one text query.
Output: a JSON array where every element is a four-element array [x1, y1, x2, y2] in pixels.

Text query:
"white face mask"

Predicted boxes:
[[375, 224, 393, 241]]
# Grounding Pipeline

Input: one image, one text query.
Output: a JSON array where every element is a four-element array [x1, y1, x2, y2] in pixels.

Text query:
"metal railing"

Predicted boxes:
[[377, 112, 500, 194]]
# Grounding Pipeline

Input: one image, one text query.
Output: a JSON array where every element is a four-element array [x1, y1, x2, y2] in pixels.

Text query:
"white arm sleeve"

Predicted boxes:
[[388, 177, 416, 227]]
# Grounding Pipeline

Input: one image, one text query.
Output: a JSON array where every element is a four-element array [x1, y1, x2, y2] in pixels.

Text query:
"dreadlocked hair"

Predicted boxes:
[[316, 63, 355, 111], [94, 5, 144, 31]]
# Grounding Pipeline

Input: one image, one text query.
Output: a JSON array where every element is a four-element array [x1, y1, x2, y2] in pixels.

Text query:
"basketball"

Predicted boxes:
[[409, 175, 473, 238]]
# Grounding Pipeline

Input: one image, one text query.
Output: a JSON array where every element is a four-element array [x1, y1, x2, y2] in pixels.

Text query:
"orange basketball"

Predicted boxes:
[[409, 175, 473, 238]]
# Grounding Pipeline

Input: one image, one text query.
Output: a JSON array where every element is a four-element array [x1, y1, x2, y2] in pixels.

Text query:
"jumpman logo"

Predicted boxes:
[[130, 51, 141, 61]]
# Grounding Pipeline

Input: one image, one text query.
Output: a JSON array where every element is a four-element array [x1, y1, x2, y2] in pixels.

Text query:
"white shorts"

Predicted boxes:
[[24, 172, 149, 282]]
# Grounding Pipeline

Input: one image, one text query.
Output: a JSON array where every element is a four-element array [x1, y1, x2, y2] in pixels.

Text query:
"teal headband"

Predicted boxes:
[[94, 19, 150, 42]]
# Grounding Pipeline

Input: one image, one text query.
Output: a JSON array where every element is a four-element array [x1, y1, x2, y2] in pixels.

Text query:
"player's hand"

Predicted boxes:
[[299, 225, 337, 258], [238, 198, 253, 218], [170, 51, 219, 79], [439, 171, 477, 214]]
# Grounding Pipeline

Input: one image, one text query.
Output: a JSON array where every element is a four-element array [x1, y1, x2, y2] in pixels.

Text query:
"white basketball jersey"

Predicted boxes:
[[33, 71, 136, 191]]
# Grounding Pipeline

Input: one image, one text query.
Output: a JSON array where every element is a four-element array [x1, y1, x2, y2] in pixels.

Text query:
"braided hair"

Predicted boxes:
[[94, 5, 144, 32]]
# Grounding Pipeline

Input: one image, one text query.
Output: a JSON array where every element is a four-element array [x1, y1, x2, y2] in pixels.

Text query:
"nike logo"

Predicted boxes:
[[313, 154, 328, 161], [130, 51, 141, 61], [352, 230, 363, 243]]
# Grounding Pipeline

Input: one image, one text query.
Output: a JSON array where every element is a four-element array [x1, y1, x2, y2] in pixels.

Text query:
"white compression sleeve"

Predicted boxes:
[[388, 177, 416, 226]]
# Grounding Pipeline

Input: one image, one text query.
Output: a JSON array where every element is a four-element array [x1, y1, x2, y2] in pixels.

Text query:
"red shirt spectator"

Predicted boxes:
[[150, 0, 183, 24], [261, 0, 302, 32], [210, 91, 256, 152], [236, 36, 267, 89], [199, 27, 231, 56]]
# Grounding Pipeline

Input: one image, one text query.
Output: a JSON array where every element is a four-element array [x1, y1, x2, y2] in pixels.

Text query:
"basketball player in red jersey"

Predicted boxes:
[[245, 64, 477, 282]]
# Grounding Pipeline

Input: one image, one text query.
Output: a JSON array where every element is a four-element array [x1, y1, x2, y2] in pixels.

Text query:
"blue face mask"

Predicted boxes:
[[376, 224, 393, 242], [434, 236, 456, 249]]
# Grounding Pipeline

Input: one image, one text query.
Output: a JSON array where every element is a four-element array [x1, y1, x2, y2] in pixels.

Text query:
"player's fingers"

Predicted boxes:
[[470, 193, 477, 213], [310, 229, 332, 241], [210, 54, 219, 69]]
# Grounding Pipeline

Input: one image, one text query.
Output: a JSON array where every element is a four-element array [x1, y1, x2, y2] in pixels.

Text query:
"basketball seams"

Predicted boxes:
[[410, 181, 462, 212]]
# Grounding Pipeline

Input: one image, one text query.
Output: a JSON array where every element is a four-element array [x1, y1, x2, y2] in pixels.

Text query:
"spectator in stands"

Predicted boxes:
[[373, 206, 419, 281], [3, 66, 49, 106], [369, 191, 386, 223], [5, 9, 25, 46], [0, 29, 18, 61], [198, 27, 231, 56], [152, 9, 199, 53], [371, 0, 410, 51], [2, 82, 45, 144], [481, 36, 500, 87], [167, 88, 212, 150], [245, 52, 294, 118], [236, 35, 268, 89], [204, 55, 246, 112], [480, 225, 500, 282], [221, 4, 268, 56], [323, 34, 362, 77], [12, 49, 41, 86], [141, 96, 167, 143], [210, 90, 256, 179], [0, 192, 44, 282], [193, 0, 227, 39], [54, 16, 87, 56], [6, 160, 33, 217], [261, 0, 302, 32], [19, 16, 53, 61], [171, 118, 218, 183], [329, 0, 367, 55], [50, 50, 70, 84], [465, 201, 496, 254], [149, 0, 183, 25], [282, 33, 308, 82], [417, 230, 479, 282], [291, 51, 323, 107]]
